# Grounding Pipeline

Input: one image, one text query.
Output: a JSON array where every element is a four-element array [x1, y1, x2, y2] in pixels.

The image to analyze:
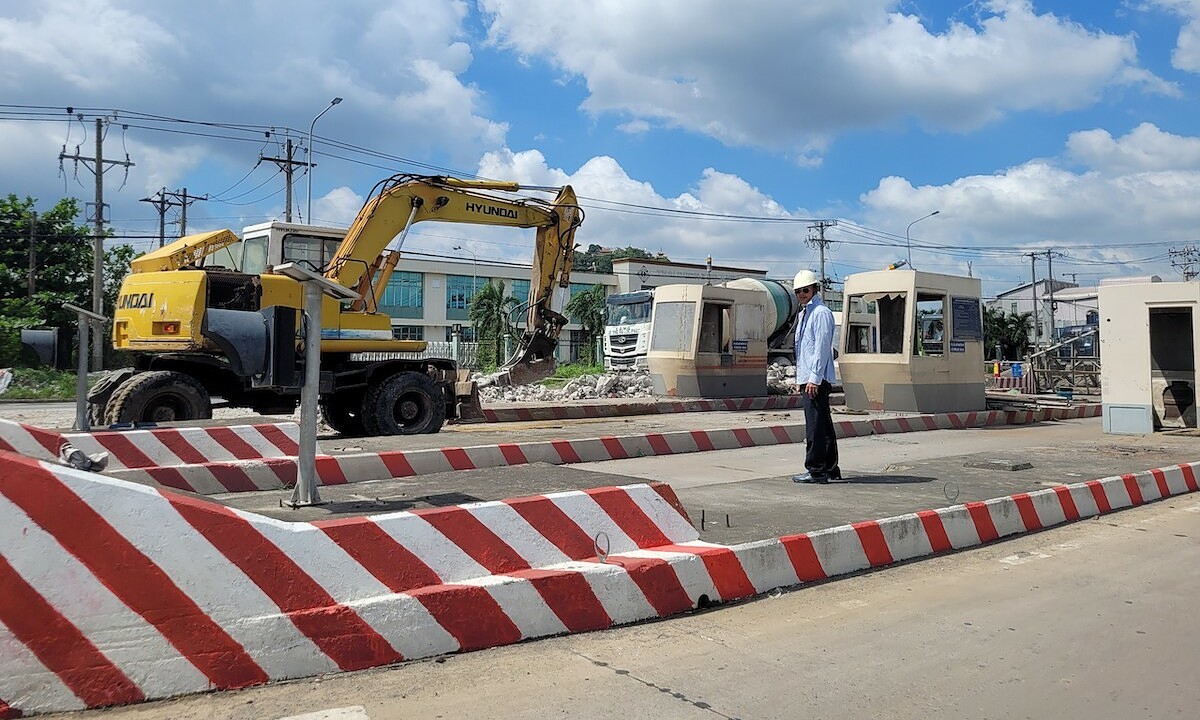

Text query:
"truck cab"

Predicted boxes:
[[603, 290, 653, 370]]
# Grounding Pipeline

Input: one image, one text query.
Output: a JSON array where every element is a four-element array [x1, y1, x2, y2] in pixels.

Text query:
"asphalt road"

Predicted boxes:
[[52, 485, 1200, 720]]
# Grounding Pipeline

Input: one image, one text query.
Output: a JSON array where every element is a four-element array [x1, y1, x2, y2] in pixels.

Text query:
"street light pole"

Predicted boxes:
[[453, 245, 478, 287], [905, 210, 940, 269], [306, 96, 342, 223]]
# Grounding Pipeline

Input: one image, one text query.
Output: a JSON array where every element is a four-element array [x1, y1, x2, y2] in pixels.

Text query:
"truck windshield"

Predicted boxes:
[[607, 300, 652, 326]]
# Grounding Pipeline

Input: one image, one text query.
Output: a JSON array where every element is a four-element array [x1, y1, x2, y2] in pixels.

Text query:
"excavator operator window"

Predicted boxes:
[[240, 236, 269, 275]]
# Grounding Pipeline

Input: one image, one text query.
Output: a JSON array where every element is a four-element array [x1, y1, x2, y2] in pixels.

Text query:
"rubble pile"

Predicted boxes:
[[767, 362, 797, 395], [478, 369, 655, 403]]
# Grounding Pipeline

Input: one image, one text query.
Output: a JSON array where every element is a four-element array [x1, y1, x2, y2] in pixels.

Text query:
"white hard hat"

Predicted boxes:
[[792, 269, 820, 291]]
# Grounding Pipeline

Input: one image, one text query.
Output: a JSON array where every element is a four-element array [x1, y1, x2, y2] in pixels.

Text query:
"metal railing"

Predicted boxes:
[[1028, 328, 1100, 395]]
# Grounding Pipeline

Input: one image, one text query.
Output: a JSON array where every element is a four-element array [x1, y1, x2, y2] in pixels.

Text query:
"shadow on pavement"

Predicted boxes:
[[841, 474, 934, 485]]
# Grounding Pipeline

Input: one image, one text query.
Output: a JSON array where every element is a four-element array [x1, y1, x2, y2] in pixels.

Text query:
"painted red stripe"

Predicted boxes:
[[167, 495, 402, 671], [947, 413, 965, 429], [1182, 465, 1198, 492], [441, 448, 476, 471], [722, 399, 737, 411], [257, 424, 300, 455], [1121, 474, 1145, 505], [552, 406, 569, 419], [649, 482, 692, 524], [672, 402, 685, 412], [498, 443, 529, 465], [407, 583, 523, 650], [600, 436, 628, 460], [505, 496, 596, 560], [965, 502, 1000, 543], [897, 417, 914, 433], [779, 534, 827, 582], [139, 466, 199, 493], [313, 456, 347, 485], [23, 424, 63, 455], [1086, 481, 1113, 513], [512, 568, 613, 632], [921, 416, 938, 430], [585, 488, 672, 548], [483, 410, 498, 422], [150, 429, 209, 465], [1151, 469, 1172, 499], [0, 697, 20, 719], [317, 517, 442, 593], [0, 555, 144, 708], [0, 462, 269, 689], [852, 521, 894, 566], [89, 432, 158, 469], [583, 405, 600, 418], [690, 430, 715, 452], [1052, 486, 1081, 521], [916, 510, 953, 552], [611, 556, 695, 616], [380, 451, 416, 477], [739, 398, 753, 411], [658, 545, 756, 601], [1011, 493, 1042, 531], [415, 507, 530, 574], [646, 433, 672, 455], [206, 427, 262, 460], [732, 428, 754, 447], [552, 439, 582, 464], [770, 426, 790, 444]]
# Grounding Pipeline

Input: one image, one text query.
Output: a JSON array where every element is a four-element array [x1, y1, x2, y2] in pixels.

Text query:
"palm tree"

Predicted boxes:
[[564, 284, 608, 365], [984, 306, 1033, 360], [468, 280, 516, 370]]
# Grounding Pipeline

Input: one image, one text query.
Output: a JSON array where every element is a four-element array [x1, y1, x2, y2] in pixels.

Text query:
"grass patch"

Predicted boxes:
[[2, 368, 88, 400], [541, 363, 603, 387]]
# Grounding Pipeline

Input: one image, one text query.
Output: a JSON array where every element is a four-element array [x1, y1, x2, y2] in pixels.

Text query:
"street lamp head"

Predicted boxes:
[[331, 97, 343, 106], [453, 245, 462, 251], [930, 210, 940, 217]]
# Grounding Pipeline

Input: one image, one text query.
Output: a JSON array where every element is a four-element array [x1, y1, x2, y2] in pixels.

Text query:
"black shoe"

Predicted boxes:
[[792, 472, 828, 484], [826, 470, 843, 482]]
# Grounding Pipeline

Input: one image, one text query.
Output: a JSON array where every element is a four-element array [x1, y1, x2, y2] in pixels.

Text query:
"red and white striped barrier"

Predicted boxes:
[[986, 376, 1035, 392], [102, 407, 1104, 496], [481, 395, 808, 423], [62, 423, 301, 471], [1, 444, 1194, 716], [0, 418, 66, 463]]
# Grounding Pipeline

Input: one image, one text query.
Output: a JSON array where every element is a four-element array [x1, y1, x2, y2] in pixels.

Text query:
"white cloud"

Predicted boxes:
[[481, 0, 1170, 157], [1149, 0, 1200, 72], [1066, 123, 1200, 173]]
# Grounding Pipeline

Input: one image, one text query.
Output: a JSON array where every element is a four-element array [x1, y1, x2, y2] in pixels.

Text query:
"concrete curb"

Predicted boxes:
[[481, 395, 809, 423], [105, 405, 1104, 496], [0, 443, 1192, 717]]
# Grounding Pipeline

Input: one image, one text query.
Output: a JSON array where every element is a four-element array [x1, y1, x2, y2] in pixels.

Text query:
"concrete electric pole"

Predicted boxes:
[[805, 220, 838, 291], [262, 139, 310, 223]]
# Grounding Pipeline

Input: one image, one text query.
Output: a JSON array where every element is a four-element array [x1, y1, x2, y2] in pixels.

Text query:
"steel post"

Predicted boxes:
[[292, 282, 324, 506]]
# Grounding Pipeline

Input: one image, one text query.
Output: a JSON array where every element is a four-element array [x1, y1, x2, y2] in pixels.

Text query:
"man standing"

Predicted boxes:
[[790, 269, 841, 484]]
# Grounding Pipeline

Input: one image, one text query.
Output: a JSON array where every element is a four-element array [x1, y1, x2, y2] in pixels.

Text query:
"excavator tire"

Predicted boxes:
[[104, 370, 212, 425], [361, 371, 445, 436], [319, 393, 366, 437]]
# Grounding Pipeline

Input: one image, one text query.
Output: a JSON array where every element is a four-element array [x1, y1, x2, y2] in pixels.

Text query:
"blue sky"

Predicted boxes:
[[2, 0, 1200, 299]]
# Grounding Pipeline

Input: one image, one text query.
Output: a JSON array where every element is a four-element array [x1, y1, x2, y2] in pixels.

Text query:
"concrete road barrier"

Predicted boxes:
[[0, 438, 1192, 716]]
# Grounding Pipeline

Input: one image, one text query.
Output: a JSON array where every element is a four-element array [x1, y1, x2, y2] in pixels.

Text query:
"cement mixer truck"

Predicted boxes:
[[642, 278, 810, 398]]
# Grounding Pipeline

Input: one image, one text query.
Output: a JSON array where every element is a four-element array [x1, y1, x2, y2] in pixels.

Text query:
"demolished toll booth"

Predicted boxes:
[[839, 270, 986, 413]]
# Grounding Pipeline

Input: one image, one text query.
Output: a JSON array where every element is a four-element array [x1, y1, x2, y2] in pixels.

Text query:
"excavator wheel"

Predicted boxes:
[[319, 393, 366, 437], [104, 370, 213, 425], [361, 371, 446, 436]]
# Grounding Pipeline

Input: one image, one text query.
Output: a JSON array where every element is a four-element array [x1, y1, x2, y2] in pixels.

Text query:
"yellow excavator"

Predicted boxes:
[[90, 174, 583, 436]]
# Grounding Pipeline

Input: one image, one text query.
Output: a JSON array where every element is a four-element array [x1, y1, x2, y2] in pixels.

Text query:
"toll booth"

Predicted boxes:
[[646, 284, 769, 398], [839, 270, 986, 413], [1099, 281, 1199, 434]]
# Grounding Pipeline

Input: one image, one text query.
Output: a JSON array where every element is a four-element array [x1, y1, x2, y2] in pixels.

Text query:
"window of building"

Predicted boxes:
[[391, 325, 424, 341], [446, 274, 487, 311], [845, 293, 906, 354], [508, 279, 531, 307], [914, 293, 946, 357], [378, 271, 423, 318], [444, 326, 476, 342], [1010, 302, 1018, 314]]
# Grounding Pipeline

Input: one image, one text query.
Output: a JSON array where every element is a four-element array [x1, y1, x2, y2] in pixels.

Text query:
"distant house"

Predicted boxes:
[[986, 278, 1081, 346]]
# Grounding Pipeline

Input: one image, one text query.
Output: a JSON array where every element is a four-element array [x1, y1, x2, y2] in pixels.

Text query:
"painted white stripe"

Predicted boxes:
[[464, 501, 571, 568], [624, 485, 700, 544], [0, 622, 86, 714], [0, 493, 210, 698], [1026, 487, 1068, 528], [806, 524, 871, 576], [235, 426, 298, 459], [983, 497, 1028, 539], [56, 468, 337, 680], [348, 591, 459, 660], [370, 512, 491, 583], [874, 513, 935, 563], [547, 492, 639, 555], [727, 539, 800, 593], [0, 420, 57, 460], [566, 561, 658, 624], [1066, 483, 1102, 519], [465, 574, 568, 639], [615, 549, 716, 604]]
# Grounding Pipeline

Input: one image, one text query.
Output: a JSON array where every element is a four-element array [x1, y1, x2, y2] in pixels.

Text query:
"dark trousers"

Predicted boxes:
[[802, 380, 839, 476]]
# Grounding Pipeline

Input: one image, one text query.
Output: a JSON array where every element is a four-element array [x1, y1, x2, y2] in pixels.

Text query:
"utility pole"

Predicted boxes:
[[161, 188, 207, 237], [1169, 245, 1200, 280], [262, 139, 308, 222], [805, 220, 838, 290], [59, 116, 135, 369], [27, 211, 36, 297], [139, 188, 178, 248], [1045, 249, 1056, 343], [1024, 252, 1040, 348]]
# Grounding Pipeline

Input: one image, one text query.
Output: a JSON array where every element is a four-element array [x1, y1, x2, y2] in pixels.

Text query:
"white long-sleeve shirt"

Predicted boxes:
[[794, 294, 836, 385]]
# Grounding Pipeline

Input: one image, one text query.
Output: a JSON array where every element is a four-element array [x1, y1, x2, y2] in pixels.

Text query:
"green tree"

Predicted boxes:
[[467, 280, 517, 370], [574, 244, 661, 274], [564, 283, 608, 365], [984, 306, 1033, 361]]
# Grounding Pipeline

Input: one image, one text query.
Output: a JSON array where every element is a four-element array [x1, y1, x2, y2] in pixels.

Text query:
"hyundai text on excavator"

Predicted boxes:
[[90, 174, 584, 436]]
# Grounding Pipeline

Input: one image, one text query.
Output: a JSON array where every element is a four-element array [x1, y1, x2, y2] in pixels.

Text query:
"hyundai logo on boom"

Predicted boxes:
[[118, 292, 154, 309], [465, 201, 518, 219]]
